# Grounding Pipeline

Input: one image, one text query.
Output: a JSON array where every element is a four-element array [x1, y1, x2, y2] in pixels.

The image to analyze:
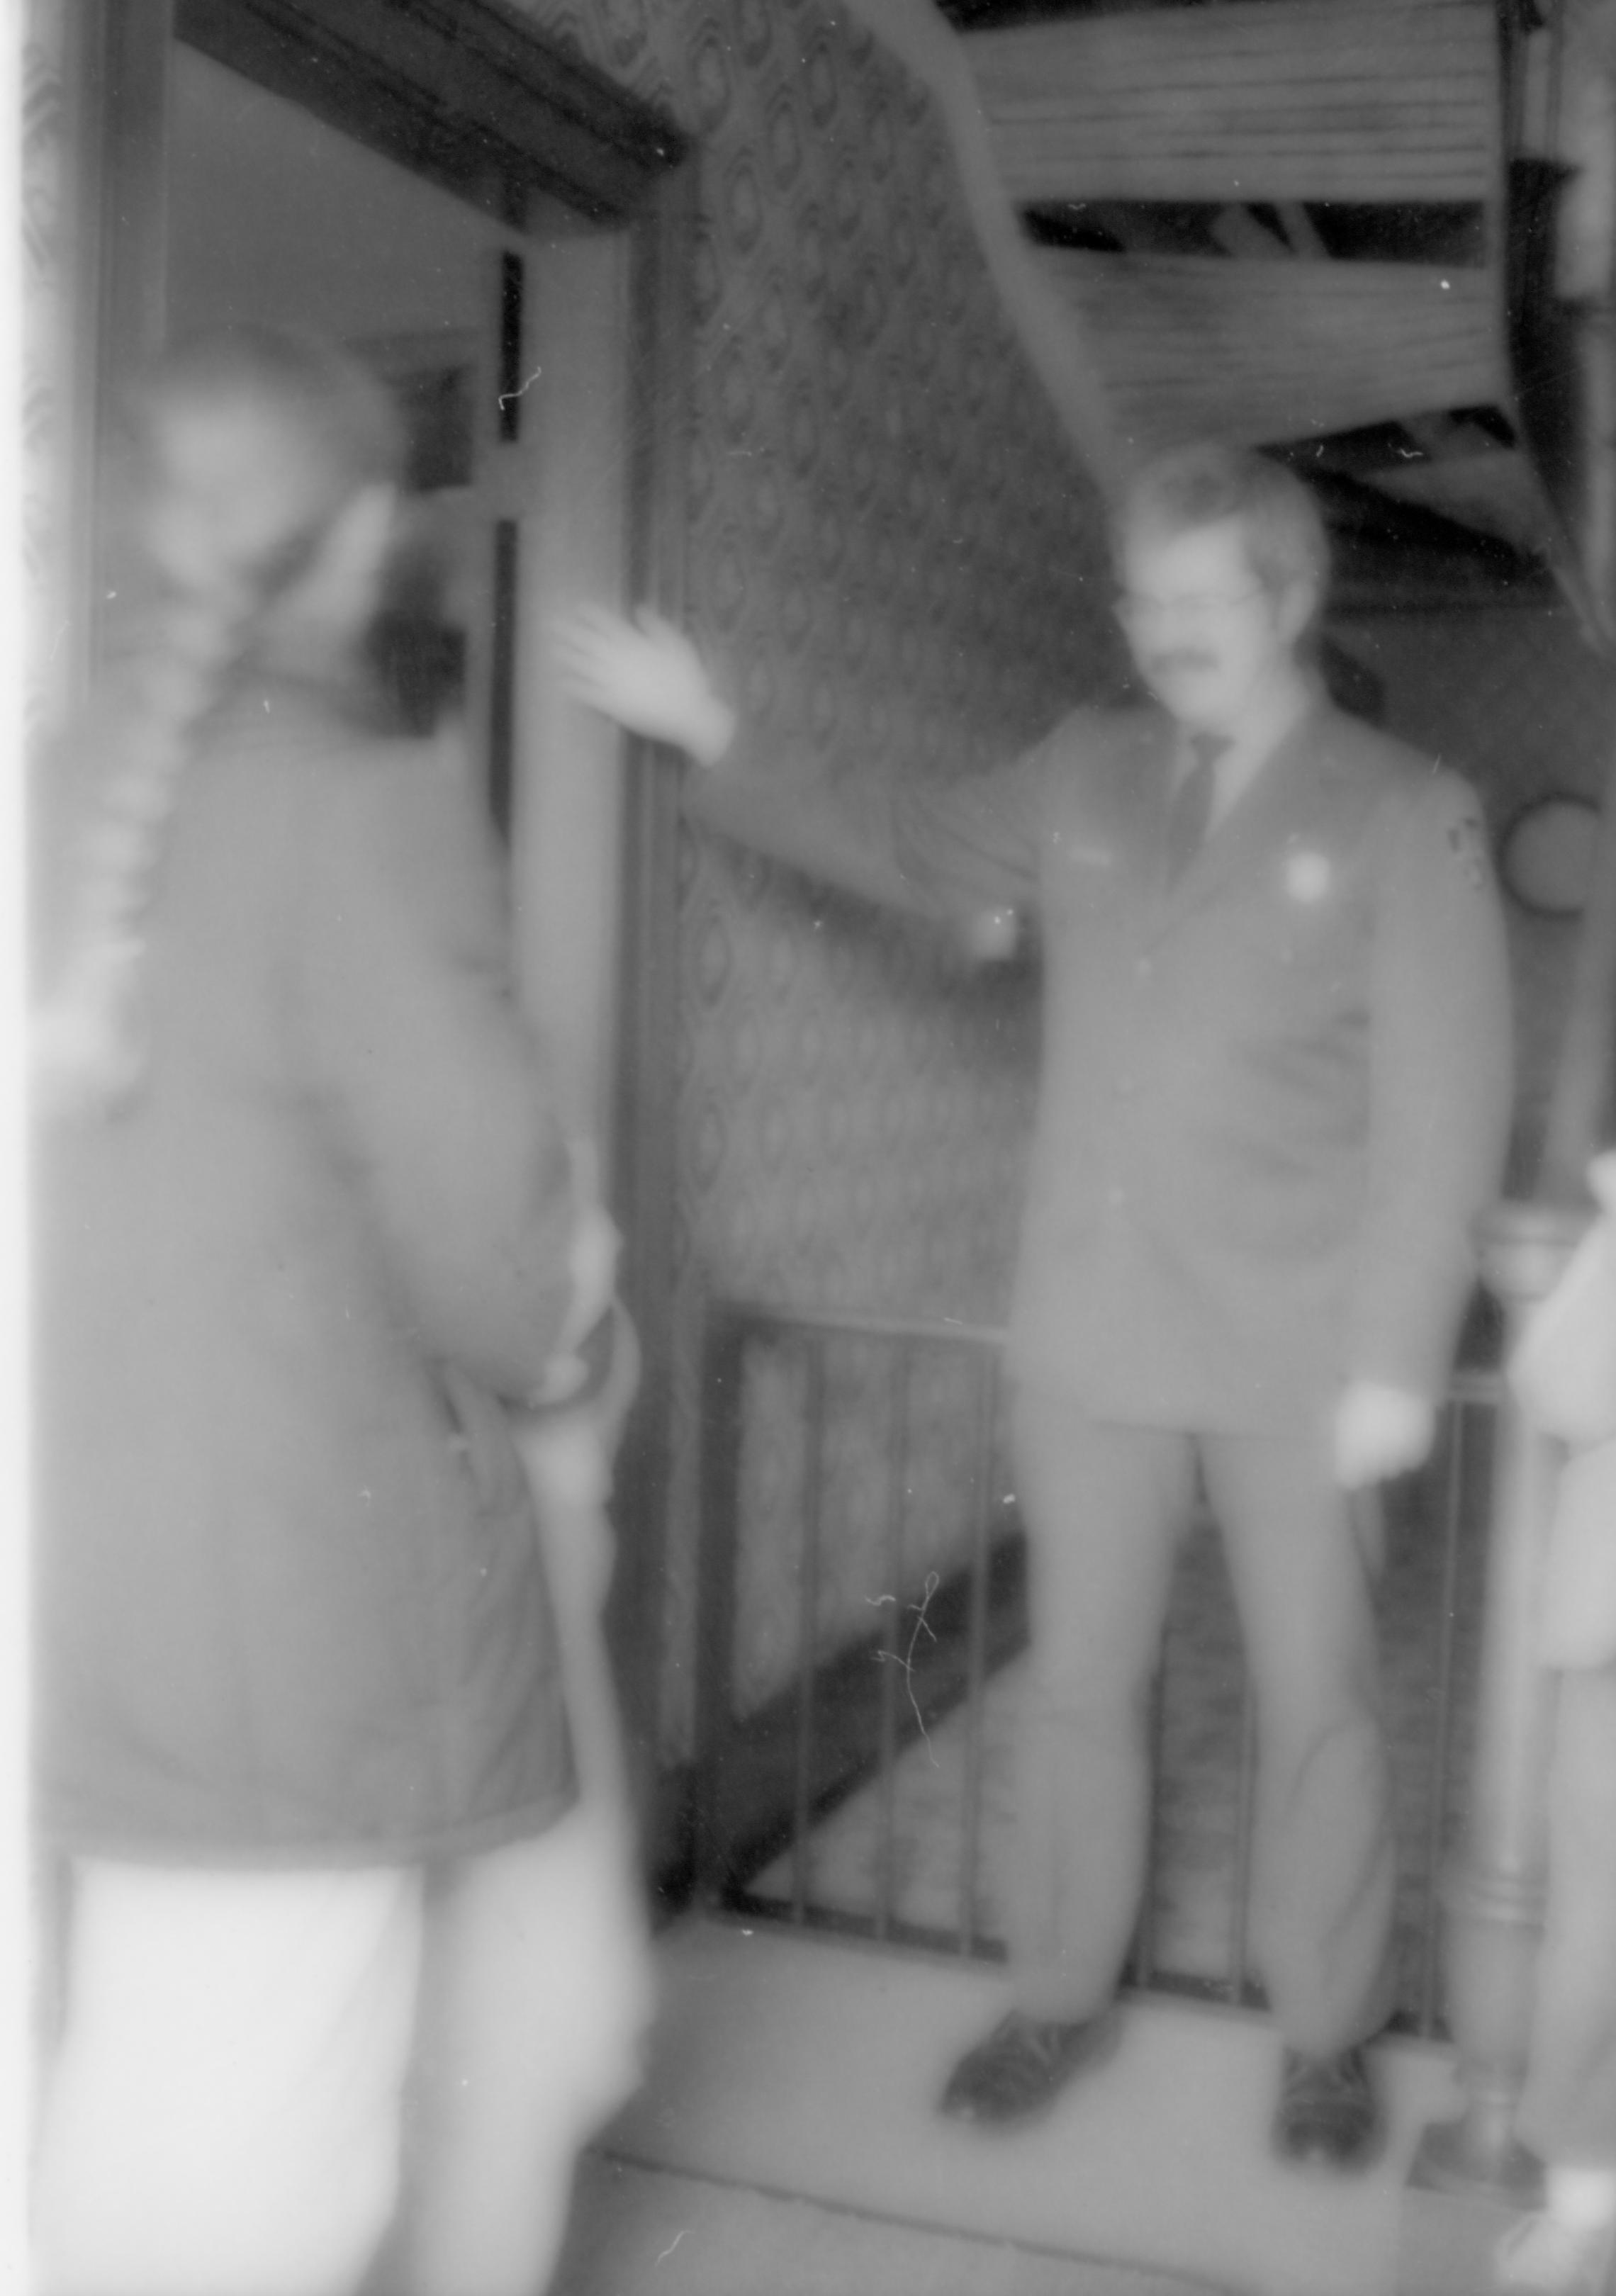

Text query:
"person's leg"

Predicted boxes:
[[938, 1402, 1190, 2125], [1005, 1398, 1193, 2020], [1202, 1434, 1397, 2057], [34, 1859, 422, 2296], [1500, 1669, 1616, 2290], [1203, 1434, 1396, 2169], [1517, 1663, 1616, 2171], [387, 1801, 654, 2296]]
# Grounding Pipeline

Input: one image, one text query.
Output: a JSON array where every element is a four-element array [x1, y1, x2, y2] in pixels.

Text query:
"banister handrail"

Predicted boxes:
[[1535, 740, 1616, 1203]]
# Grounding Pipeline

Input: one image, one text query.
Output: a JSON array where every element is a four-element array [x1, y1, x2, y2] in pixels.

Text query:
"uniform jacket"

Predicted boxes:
[[35, 677, 582, 1865], [693, 696, 1515, 1431]]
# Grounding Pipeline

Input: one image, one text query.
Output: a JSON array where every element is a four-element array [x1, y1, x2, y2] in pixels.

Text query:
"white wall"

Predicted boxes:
[[167, 48, 503, 342]]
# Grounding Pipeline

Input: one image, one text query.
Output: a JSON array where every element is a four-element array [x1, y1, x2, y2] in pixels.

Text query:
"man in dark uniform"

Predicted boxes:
[[560, 441, 1515, 2169]]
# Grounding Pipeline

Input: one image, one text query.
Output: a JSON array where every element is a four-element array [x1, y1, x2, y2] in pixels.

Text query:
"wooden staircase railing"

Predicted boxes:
[[1401, 737, 1615, 2287]]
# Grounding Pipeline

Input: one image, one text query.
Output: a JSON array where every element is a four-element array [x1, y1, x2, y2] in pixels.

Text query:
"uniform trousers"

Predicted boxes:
[[1007, 1390, 1398, 2056], [33, 1802, 651, 2296]]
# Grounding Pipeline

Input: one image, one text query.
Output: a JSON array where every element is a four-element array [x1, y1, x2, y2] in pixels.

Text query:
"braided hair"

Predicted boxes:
[[34, 327, 406, 1120]]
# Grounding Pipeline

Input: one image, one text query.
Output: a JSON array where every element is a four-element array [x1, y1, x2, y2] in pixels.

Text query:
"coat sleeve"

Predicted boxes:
[[683, 720, 1060, 924], [1510, 1215, 1616, 1448], [1346, 770, 1515, 1398], [293, 738, 580, 1401]]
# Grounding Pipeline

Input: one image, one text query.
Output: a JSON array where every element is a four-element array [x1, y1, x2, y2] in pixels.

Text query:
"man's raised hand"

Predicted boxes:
[[554, 604, 737, 768]]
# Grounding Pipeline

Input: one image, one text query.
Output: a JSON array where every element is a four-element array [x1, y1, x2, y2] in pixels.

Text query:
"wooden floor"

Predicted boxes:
[[554, 2157, 1223, 2295], [583, 1917, 1474, 2296]]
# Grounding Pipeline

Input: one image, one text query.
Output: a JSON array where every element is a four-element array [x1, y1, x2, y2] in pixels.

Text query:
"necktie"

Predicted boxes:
[[1166, 734, 1225, 882]]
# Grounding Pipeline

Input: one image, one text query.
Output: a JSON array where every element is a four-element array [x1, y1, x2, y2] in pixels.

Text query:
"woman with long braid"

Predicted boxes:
[[31, 328, 648, 2296]]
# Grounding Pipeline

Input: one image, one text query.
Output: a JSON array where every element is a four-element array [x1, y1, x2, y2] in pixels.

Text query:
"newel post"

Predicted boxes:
[[1398, 1198, 1586, 2290]]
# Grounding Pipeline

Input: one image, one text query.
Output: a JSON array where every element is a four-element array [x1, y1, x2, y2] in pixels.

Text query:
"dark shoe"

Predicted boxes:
[[938, 2007, 1121, 2127], [1272, 2044, 1384, 2171]]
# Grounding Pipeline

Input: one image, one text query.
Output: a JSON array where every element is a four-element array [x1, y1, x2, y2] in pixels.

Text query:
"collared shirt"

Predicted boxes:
[[1170, 679, 1318, 836]]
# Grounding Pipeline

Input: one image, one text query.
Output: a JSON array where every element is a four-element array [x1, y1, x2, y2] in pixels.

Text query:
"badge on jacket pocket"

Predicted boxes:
[[1284, 849, 1332, 904]]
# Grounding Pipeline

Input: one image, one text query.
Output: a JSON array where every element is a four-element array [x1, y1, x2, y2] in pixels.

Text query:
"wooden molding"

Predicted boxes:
[[174, 0, 686, 225]]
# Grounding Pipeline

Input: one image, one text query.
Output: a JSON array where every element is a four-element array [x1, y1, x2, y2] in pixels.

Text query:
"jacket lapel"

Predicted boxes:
[[1101, 713, 1179, 892], [1150, 702, 1337, 933]]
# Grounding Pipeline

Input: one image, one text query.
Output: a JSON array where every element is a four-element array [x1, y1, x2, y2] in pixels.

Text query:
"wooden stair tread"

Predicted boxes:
[[1032, 245, 1506, 446]]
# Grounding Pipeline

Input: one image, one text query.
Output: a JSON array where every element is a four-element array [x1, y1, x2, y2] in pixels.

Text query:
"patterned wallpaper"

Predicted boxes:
[[510, 0, 1124, 1753]]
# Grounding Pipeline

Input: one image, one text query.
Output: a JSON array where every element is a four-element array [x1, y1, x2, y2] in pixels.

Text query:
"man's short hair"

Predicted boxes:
[[1116, 441, 1331, 600]]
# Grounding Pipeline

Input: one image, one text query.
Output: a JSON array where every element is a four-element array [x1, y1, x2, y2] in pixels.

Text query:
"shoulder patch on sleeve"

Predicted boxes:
[[1446, 808, 1491, 890], [1441, 794, 1487, 891]]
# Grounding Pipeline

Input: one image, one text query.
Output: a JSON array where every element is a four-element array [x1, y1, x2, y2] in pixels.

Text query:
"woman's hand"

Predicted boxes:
[[554, 604, 736, 767]]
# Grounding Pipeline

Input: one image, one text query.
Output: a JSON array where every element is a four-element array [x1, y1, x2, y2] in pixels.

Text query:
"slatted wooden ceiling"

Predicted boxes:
[[934, 0, 1570, 605], [967, 0, 1502, 206]]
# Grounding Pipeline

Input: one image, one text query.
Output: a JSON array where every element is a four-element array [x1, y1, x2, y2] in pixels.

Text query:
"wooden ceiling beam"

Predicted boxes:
[[174, 0, 685, 225]]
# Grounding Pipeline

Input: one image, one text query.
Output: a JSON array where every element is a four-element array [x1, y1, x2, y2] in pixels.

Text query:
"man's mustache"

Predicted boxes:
[[1146, 649, 1219, 678]]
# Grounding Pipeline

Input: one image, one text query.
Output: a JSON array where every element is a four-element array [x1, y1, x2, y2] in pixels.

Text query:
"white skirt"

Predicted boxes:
[[33, 1809, 653, 2296]]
